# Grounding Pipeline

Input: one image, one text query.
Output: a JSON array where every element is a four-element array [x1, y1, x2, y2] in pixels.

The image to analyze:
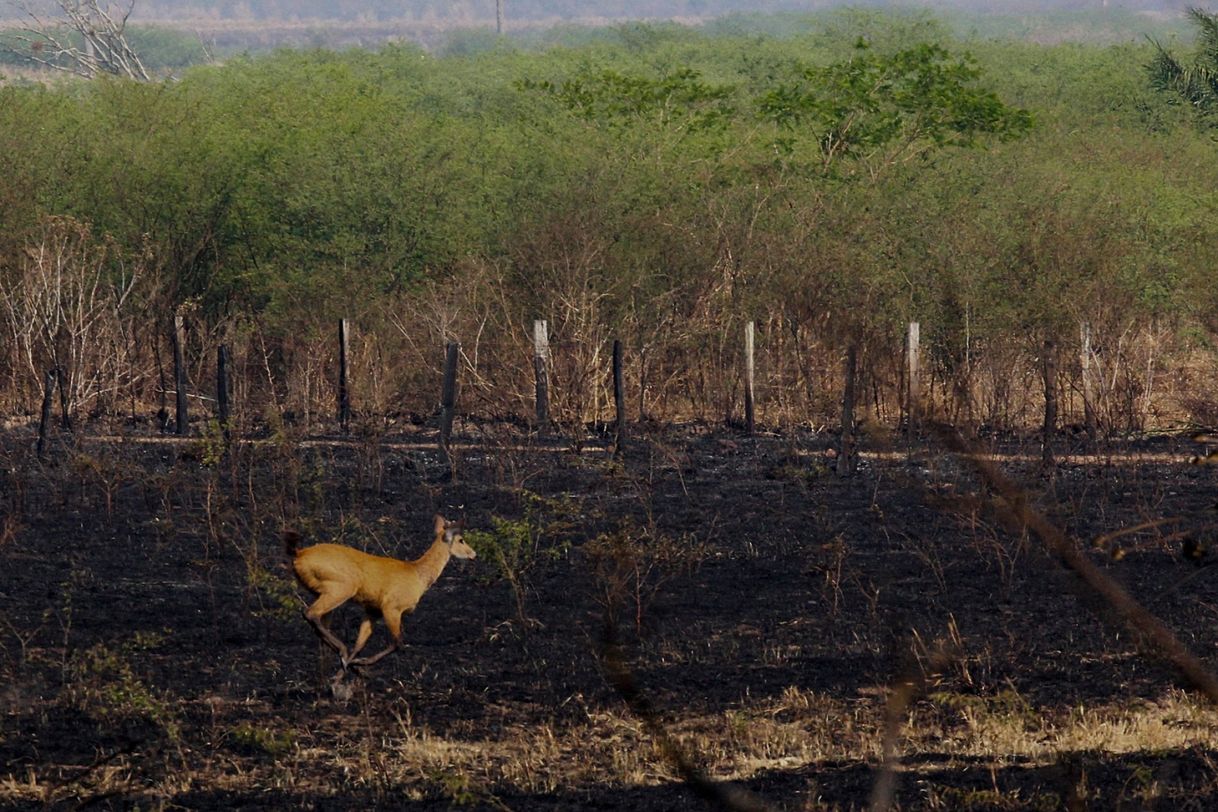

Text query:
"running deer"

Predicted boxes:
[[285, 515, 476, 670]]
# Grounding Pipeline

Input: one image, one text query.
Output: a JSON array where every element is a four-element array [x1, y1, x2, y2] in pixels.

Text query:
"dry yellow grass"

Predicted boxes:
[[5, 651, 1218, 809]]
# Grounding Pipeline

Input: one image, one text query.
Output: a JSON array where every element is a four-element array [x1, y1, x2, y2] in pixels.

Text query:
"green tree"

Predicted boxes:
[[759, 40, 1032, 175], [1147, 6, 1218, 127]]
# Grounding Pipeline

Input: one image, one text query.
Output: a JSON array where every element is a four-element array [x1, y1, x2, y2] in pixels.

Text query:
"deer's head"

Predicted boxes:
[[435, 514, 476, 560]]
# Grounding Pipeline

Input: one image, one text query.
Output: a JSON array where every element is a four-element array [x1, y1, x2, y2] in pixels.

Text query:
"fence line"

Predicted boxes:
[[26, 313, 1172, 458]]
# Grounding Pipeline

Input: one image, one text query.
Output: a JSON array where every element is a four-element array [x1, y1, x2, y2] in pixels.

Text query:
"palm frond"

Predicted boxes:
[[1147, 12, 1218, 122], [1188, 6, 1218, 67], [1147, 40, 1186, 92], [1174, 64, 1218, 108]]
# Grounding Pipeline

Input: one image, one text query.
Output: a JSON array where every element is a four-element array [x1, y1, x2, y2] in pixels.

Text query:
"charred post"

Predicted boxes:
[[440, 340, 460, 464], [1042, 338, 1058, 468], [837, 343, 858, 477], [613, 339, 626, 459], [36, 369, 56, 458], [217, 343, 231, 440], [172, 312, 188, 436]]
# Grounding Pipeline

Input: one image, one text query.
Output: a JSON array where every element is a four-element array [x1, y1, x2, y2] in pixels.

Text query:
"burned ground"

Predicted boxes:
[[1, 422, 1217, 809]]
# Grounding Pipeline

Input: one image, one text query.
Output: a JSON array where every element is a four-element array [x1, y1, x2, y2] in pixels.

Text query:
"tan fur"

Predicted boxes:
[[288, 515, 475, 670], [1189, 450, 1218, 466]]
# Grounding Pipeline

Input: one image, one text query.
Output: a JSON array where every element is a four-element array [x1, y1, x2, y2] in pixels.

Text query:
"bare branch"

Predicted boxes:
[[5, 0, 150, 81], [934, 422, 1218, 706], [598, 621, 776, 812]]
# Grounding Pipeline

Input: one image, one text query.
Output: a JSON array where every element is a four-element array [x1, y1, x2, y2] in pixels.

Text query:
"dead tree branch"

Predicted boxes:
[[7, 0, 150, 80], [598, 621, 776, 812], [934, 422, 1218, 705]]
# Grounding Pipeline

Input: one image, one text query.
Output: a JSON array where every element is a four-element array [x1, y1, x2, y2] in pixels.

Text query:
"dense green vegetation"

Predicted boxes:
[[1149, 6, 1218, 128], [0, 10, 1214, 431]]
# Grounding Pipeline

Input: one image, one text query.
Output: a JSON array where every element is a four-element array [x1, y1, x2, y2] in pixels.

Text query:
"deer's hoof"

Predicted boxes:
[[330, 678, 354, 702]]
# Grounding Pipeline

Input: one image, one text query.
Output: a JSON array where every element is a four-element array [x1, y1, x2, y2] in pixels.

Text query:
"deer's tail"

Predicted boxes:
[[283, 530, 302, 558]]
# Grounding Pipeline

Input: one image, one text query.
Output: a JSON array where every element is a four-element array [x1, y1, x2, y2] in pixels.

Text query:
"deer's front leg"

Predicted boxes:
[[348, 611, 403, 669], [344, 616, 376, 668]]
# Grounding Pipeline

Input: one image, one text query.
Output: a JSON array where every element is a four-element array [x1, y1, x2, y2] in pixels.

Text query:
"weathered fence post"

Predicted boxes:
[[172, 312, 188, 436], [638, 343, 647, 423], [338, 318, 351, 434], [533, 319, 549, 430], [837, 343, 858, 477], [217, 344, 231, 440], [440, 340, 460, 466], [1042, 338, 1057, 468], [906, 321, 921, 432], [154, 332, 169, 432], [613, 339, 626, 459], [744, 321, 755, 436], [1080, 322, 1097, 447], [55, 365, 73, 433], [52, 325, 73, 433], [37, 369, 56, 458]]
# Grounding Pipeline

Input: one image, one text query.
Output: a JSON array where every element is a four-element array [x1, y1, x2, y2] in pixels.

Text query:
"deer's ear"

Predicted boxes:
[[433, 514, 446, 534]]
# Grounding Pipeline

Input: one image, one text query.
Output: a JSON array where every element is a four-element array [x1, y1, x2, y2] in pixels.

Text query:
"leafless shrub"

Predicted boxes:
[[586, 519, 711, 635], [0, 216, 151, 420], [7, 0, 150, 80]]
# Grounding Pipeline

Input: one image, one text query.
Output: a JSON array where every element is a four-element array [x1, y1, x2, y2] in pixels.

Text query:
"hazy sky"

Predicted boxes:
[[113, 0, 1198, 23]]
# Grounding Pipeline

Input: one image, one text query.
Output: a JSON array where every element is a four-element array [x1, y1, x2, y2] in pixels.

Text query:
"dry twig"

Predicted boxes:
[[598, 622, 775, 812], [935, 423, 1218, 705]]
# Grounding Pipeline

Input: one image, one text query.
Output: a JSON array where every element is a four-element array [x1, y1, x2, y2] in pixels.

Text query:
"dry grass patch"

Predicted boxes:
[[917, 688, 1218, 764], [664, 686, 883, 781]]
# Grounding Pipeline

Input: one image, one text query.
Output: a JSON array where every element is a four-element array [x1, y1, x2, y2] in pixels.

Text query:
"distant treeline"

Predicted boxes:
[[0, 12, 1214, 432], [130, 0, 841, 24], [125, 0, 1196, 24], [0, 7, 1197, 73]]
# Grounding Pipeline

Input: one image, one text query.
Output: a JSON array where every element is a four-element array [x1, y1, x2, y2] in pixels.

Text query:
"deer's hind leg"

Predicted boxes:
[[303, 588, 357, 664]]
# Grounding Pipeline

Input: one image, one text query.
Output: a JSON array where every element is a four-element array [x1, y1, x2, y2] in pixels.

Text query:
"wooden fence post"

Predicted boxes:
[[613, 339, 626, 458], [338, 318, 351, 434], [55, 365, 73, 433], [51, 324, 73, 433], [154, 332, 169, 432], [1042, 338, 1057, 468], [744, 321, 755, 435], [837, 343, 858, 477], [37, 369, 56, 458], [440, 340, 460, 465], [217, 344, 231, 439], [1080, 322, 1097, 446], [533, 319, 549, 430], [172, 312, 188, 436], [638, 342, 647, 423], [906, 321, 921, 432]]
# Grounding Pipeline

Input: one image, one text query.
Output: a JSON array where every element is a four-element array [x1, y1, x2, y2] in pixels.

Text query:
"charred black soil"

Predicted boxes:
[[2, 422, 1217, 809]]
